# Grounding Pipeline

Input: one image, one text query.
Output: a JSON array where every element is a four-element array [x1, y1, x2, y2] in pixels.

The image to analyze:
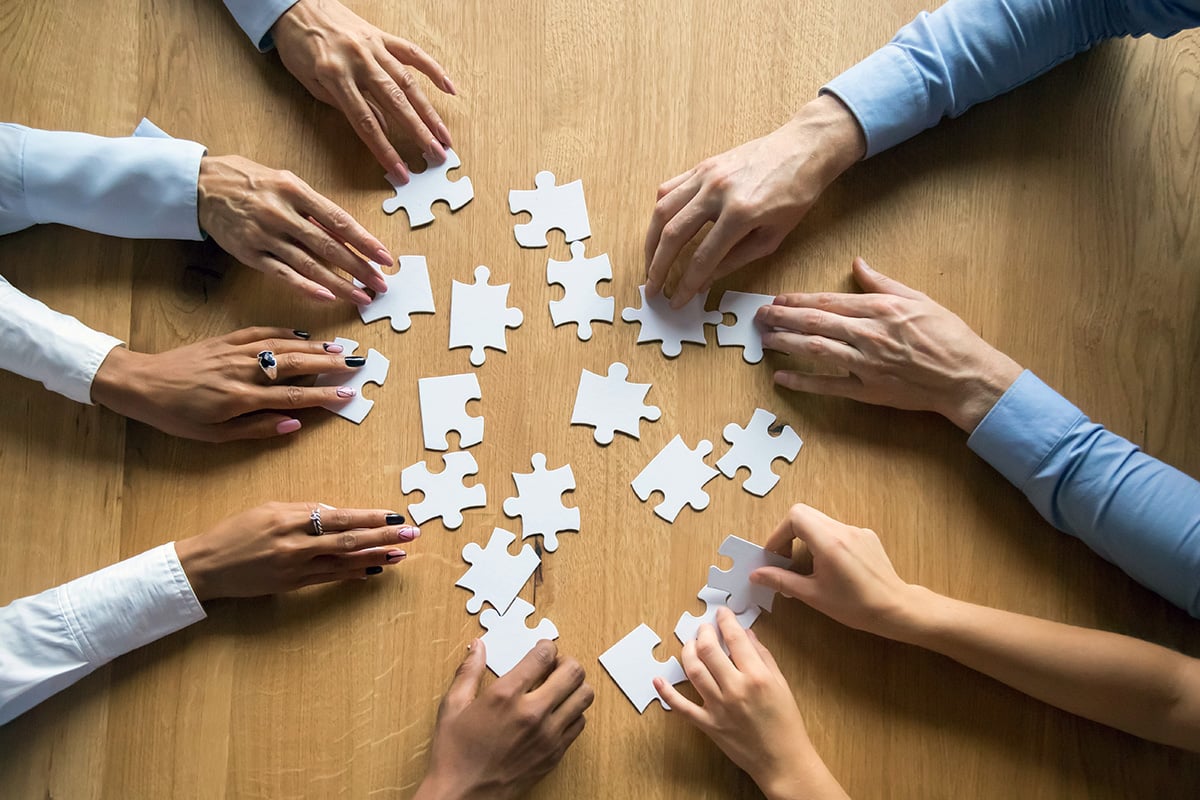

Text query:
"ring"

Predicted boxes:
[[309, 507, 324, 536], [257, 350, 278, 381]]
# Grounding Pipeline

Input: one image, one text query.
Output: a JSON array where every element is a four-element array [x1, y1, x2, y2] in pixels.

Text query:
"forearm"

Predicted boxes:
[[759, 745, 851, 800]]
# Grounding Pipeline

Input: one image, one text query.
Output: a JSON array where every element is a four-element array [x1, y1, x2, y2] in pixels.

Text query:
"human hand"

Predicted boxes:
[[197, 154, 391, 304], [644, 94, 865, 309], [92, 327, 365, 442], [759, 258, 1023, 433], [271, 0, 455, 179], [174, 502, 419, 601], [414, 640, 594, 800], [654, 608, 848, 800]]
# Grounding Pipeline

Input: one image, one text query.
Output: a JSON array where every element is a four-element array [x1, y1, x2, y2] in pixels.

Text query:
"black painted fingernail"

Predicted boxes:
[[385, 513, 405, 525], [345, 356, 366, 367], [366, 566, 383, 576], [293, 329, 310, 339]]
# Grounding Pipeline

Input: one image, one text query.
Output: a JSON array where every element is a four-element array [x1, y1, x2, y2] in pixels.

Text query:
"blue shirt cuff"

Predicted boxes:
[[822, 44, 927, 159], [222, 0, 301, 51]]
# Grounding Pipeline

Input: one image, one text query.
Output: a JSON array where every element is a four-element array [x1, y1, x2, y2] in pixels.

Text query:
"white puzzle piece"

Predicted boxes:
[[716, 290, 774, 363], [508, 170, 591, 248], [631, 435, 720, 523], [400, 451, 487, 530], [356, 256, 436, 332], [456, 527, 540, 615], [502, 453, 580, 552], [314, 337, 389, 424], [674, 585, 762, 650], [707, 535, 793, 614], [546, 241, 614, 341], [717, 408, 803, 496], [479, 597, 559, 676], [598, 623, 686, 713], [621, 285, 722, 358], [449, 265, 524, 366], [382, 147, 474, 227], [570, 363, 661, 445], [418, 373, 483, 451]]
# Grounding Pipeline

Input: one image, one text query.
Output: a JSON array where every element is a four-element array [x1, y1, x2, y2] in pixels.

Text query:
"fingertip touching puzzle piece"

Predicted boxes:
[[598, 623, 686, 713], [716, 290, 774, 363], [419, 373, 483, 451], [622, 285, 722, 358], [400, 451, 487, 530], [717, 408, 803, 496], [631, 435, 719, 523], [502, 453, 580, 552], [449, 265, 524, 366], [457, 527, 540, 615], [508, 170, 591, 248], [707, 535, 793, 614], [479, 597, 559, 676], [314, 337, 390, 424], [674, 585, 762, 651], [547, 241, 614, 340], [570, 362, 661, 445], [356, 256, 436, 333], [382, 148, 474, 227]]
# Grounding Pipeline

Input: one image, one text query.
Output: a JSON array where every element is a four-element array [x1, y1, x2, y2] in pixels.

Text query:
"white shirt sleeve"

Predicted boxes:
[[0, 543, 206, 725], [222, 0, 301, 51]]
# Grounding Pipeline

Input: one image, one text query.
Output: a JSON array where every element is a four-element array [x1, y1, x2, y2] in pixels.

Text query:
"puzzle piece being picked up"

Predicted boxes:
[[400, 451, 487, 530], [716, 291, 774, 363], [508, 171, 591, 248], [621, 285, 722, 358], [356, 255, 435, 332], [547, 241, 614, 340], [479, 598, 559, 676], [314, 337, 389, 424], [674, 585, 762, 649], [382, 148, 474, 227], [631, 435, 719, 523], [570, 363, 661, 445], [502, 453, 580, 552], [598, 623, 686, 713], [707, 535, 793, 614], [717, 408, 803, 496], [456, 528, 540, 615], [418, 373, 483, 451], [449, 265, 524, 366]]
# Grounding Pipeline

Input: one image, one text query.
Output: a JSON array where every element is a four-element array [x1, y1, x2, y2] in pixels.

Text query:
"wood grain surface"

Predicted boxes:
[[1, 1, 1198, 797]]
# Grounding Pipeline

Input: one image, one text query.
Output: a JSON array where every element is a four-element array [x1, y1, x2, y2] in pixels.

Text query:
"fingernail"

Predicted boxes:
[[336, 386, 357, 399], [442, 75, 456, 95], [351, 288, 372, 305], [344, 356, 366, 367], [859, 258, 873, 272], [385, 513, 405, 525], [386, 550, 406, 564], [275, 418, 302, 434], [427, 139, 447, 164], [366, 566, 384, 576], [314, 287, 336, 302], [435, 122, 453, 147], [391, 162, 410, 184], [323, 342, 344, 354], [292, 329, 311, 339], [373, 249, 394, 267], [369, 273, 389, 294], [396, 526, 420, 542]]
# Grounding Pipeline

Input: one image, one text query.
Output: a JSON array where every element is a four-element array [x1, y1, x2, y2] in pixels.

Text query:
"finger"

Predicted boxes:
[[756, 304, 861, 343], [366, 66, 445, 164], [385, 35, 456, 99], [289, 214, 389, 295], [442, 639, 487, 714], [559, 714, 586, 752], [746, 629, 784, 677], [675, 213, 753, 305], [375, 51, 451, 153], [653, 677, 708, 724], [296, 565, 390, 586], [254, 254, 337, 303], [774, 370, 865, 400], [710, 227, 786, 281], [269, 240, 368, 305], [647, 194, 712, 301], [852, 257, 925, 299], [679, 639, 721, 701], [762, 331, 864, 369], [655, 168, 694, 201], [693, 623, 738, 691], [206, 413, 304, 442], [715, 607, 760, 672], [315, 547, 407, 571], [763, 504, 842, 557], [498, 639, 559, 695], [772, 291, 882, 318], [328, 79, 407, 177], [291, 181, 393, 272], [547, 680, 595, 735], [644, 178, 702, 292], [308, 523, 420, 555], [533, 653, 586, 710], [222, 327, 313, 347], [750, 565, 816, 603], [305, 507, 407, 534], [269, 351, 365, 381], [235, 383, 358, 415]]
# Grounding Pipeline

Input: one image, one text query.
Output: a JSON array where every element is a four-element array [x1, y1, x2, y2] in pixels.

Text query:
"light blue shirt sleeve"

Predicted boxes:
[[222, 0, 301, 51], [968, 371, 1200, 617], [823, 0, 1200, 157]]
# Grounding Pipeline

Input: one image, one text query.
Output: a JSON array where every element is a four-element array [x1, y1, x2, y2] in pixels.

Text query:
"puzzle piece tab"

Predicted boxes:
[[707, 535, 792, 614], [508, 171, 591, 248], [546, 241, 614, 341], [356, 256, 435, 332], [570, 363, 661, 445], [382, 148, 474, 227], [598, 623, 686, 713], [631, 435, 719, 523], [716, 290, 774, 363], [314, 337, 389, 424], [621, 285, 722, 357], [449, 265, 524, 366], [400, 451, 487, 530], [457, 528, 540, 615], [674, 585, 762, 650], [418, 373, 483, 451], [717, 408, 803, 496], [502, 453, 580, 552], [479, 597, 559, 676]]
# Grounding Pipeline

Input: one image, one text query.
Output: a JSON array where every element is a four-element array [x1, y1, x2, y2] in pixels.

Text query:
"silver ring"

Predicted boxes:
[[257, 350, 278, 381], [309, 507, 324, 536]]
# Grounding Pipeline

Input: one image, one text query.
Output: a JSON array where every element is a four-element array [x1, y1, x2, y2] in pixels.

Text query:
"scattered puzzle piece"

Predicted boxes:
[[449, 265, 524, 366], [716, 290, 774, 363], [418, 373, 483, 451], [356, 256, 435, 332], [502, 453, 580, 552], [570, 363, 661, 445], [598, 623, 686, 713], [674, 585, 762, 650], [631, 435, 719, 523], [707, 535, 792, 614], [546, 241, 614, 340], [313, 337, 389, 424], [382, 147, 474, 227], [621, 285, 722, 357], [717, 408, 803, 496], [508, 170, 591, 248], [479, 598, 559, 676], [456, 528, 540, 615], [400, 451, 487, 530]]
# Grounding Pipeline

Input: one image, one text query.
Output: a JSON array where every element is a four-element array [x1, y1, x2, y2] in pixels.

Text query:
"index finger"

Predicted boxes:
[[772, 291, 883, 317], [496, 639, 559, 695], [763, 504, 839, 557], [714, 607, 760, 673], [307, 506, 404, 533], [327, 80, 407, 179], [672, 212, 748, 307], [293, 186, 393, 274]]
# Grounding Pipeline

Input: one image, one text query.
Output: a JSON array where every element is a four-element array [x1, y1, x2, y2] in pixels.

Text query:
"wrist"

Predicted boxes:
[[91, 346, 147, 413], [412, 771, 478, 800], [943, 353, 1024, 434], [782, 94, 867, 187], [877, 584, 954, 647], [174, 535, 219, 603], [270, 0, 319, 43], [757, 744, 848, 800]]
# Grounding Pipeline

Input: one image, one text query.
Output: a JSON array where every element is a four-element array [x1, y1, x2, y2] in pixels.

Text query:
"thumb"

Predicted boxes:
[[751, 566, 816, 603], [442, 639, 487, 715], [851, 257, 923, 300]]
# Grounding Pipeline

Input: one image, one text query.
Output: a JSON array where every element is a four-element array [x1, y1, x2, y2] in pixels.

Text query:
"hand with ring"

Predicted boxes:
[[174, 502, 421, 600], [90, 327, 366, 442]]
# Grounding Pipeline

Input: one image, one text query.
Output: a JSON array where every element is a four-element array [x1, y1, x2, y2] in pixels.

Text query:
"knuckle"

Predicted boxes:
[[561, 658, 586, 686], [332, 509, 352, 528], [515, 707, 543, 731], [285, 384, 306, 408], [531, 640, 558, 666], [395, 70, 417, 92], [339, 532, 358, 551], [282, 352, 304, 373], [354, 110, 380, 133]]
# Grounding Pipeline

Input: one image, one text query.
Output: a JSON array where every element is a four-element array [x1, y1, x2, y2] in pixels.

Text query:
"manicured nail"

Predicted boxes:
[[390, 162, 410, 184], [351, 288, 372, 305], [323, 342, 344, 354], [335, 386, 357, 399], [435, 122, 453, 148], [386, 550, 406, 564], [314, 287, 336, 302], [396, 526, 420, 542], [292, 329, 311, 339], [373, 248, 394, 268], [858, 258, 873, 272], [385, 513, 405, 525], [276, 418, 302, 434], [344, 356, 366, 367], [366, 566, 383, 575], [442, 75, 456, 95], [427, 138, 447, 164]]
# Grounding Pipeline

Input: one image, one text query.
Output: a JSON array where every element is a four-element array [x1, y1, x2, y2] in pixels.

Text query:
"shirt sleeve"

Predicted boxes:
[[968, 370, 1200, 617], [222, 0, 301, 51], [822, 0, 1200, 157], [0, 123, 206, 240], [0, 543, 206, 725]]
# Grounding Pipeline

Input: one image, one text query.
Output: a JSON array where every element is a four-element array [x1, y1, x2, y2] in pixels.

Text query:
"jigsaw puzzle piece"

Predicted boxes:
[[356, 255, 436, 332], [674, 585, 762, 650], [598, 623, 686, 713], [716, 291, 774, 363], [621, 285, 722, 357], [508, 170, 591, 248], [631, 435, 719, 523], [449, 265, 524, 366], [502, 453, 580, 552], [706, 535, 793, 614], [456, 527, 540, 615], [570, 362, 661, 445], [418, 373, 483, 451], [313, 337, 389, 424], [400, 451, 487, 530], [382, 147, 474, 227], [717, 408, 803, 496], [547, 241, 614, 341], [479, 598, 560, 676]]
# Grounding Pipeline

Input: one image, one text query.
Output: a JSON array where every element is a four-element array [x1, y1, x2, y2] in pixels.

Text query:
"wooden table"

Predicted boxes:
[[2, 2, 1198, 797]]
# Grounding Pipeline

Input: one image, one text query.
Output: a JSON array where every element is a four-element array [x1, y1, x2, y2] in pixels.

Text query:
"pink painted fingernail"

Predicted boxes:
[[386, 550, 407, 563], [323, 342, 344, 354], [427, 139, 447, 164], [373, 249, 394, 267], [351, 288, 372, 305], [397, 525, 420, 542], [314, 287, 336, 302], [442, 75, 456, 95], [435, 122, 453, 147], [336, 386, 357, 399], [276, 418, 302, 434], [390, 162, 410, 184]]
